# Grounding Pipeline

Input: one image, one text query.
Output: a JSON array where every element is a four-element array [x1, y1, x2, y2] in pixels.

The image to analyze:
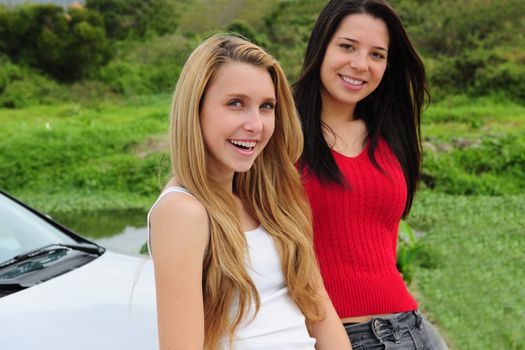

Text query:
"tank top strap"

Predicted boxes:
[[147, 186, 195, 256]]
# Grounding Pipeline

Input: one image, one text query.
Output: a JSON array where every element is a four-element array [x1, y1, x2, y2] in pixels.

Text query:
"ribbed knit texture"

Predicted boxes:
[[302, 139, 418, 318]]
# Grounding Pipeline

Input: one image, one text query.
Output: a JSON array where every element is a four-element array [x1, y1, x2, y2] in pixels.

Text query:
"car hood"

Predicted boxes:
[[0, 251, 158, 350]]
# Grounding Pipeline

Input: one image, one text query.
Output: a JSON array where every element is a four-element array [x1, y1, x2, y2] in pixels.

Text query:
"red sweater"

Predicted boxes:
[[302, 139, 418, 317]]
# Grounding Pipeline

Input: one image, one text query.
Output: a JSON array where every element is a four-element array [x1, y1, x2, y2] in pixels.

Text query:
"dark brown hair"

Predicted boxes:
[[294, 0, 429, 217]]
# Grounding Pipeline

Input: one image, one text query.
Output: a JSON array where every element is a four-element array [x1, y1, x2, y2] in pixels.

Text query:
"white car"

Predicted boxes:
[[0, 191, 158, 350]]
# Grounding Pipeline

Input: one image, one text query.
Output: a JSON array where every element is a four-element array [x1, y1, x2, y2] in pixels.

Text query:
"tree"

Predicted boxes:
[[0, 4, 110, 82], [85, 0, 182, 40]]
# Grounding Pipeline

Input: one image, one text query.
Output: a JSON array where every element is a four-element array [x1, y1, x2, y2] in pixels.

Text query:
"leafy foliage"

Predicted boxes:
[[0, 55, 69, 108], [1, 0, 523, 103], [85, 0, 185, 40], [97, 33, 198, 95], [226, 20, 269, 49], [422, 133, 525, 195], [0, 3, 110, 82], [262, 0, 324, 80], [394, 0, 525, 101], [396, 220, 435, 285]]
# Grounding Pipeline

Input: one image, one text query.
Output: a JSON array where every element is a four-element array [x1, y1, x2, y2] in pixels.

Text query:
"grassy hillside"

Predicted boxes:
[[178, 0, 280, 33]]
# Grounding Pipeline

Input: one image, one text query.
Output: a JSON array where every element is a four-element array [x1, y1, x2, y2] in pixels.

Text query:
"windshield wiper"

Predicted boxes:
[[0, 243, 104, 270]]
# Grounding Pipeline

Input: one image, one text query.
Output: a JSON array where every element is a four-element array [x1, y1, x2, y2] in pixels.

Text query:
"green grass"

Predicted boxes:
[[424, 95, 525, 125], [419, 97, 525, 196], [0, 95, 172, 211], [422, 96, 525, 139], [410, 96, 525, 349], [409, 191, 525, 350]]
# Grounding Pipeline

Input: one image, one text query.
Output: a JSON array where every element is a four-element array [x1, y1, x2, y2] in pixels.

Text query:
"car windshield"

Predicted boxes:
[[0, 194, 78, 265]]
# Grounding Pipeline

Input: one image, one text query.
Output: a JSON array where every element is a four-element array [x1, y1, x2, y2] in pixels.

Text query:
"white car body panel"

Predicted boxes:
[[0, 251, 158, 350]]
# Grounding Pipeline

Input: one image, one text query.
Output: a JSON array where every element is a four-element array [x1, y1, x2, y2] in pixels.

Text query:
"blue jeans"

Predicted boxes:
[[344, 310, 448, 350]]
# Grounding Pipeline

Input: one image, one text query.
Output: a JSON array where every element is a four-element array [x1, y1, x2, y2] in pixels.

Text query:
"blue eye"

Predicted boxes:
[[261, 102, 275, 110], [227, 100, 242, 107]]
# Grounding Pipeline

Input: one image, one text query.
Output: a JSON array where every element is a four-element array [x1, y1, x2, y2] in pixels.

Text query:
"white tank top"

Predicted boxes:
[[147, 186, 316, 350]]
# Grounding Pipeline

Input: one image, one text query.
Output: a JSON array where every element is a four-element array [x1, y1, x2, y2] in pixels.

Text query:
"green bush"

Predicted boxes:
[[226, 19, 270, 50], [427, 45, 525, 103], [0, 4, 110, 82], [0, 73, 68, 108], [98, 61, 147, 95], [85, 0, 183, 40], [0, 55, 24, 93], [422, 133, 525, 195], [473, 59, 525, 103], [0, 58, 116, 108], [397, 220, 436, 285], [396, 0, 525, 102], [62, 12, 111, 81], [97, 33, 196, 95], [263, 0, 324, 80], [69, 152, 163, 195], [396, 0, 523, 57]]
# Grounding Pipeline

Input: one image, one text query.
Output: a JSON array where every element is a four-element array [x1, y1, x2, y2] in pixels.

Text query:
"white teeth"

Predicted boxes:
[[341, 75, 364, 85], [230, 139, 257, 149]]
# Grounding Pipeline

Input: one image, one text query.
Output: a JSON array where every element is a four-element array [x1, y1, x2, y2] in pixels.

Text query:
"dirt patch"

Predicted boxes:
[[134, 134, 169, 159]]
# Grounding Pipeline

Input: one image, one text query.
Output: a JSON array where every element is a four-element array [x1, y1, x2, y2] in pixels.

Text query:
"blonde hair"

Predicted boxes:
[[170, 34, 324, 349]]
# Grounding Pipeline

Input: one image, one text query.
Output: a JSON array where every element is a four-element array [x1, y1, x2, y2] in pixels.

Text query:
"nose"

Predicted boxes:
[[349, 53, 368, 72], [243, 109, 264, 133]]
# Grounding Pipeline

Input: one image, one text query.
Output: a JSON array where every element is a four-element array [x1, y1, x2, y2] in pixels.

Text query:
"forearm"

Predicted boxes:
[[310, 290, 352, 350]]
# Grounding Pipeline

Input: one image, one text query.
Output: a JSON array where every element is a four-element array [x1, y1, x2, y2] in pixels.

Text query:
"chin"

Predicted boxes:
[[233, 161, 257, 173], [234, 166, 255, 173]]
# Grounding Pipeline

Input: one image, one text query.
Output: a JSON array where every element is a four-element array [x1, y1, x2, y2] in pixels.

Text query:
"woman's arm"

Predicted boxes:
[[149, 193, 210, 350], [309, 284, 352, 350]]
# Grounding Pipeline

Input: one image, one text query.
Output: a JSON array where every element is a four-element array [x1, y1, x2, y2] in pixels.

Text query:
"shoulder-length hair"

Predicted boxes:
[[170, 34, 323, 350], [294, 0, 429, 217]]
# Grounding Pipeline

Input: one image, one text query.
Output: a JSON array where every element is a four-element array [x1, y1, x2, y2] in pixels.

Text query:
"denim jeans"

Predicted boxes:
[[344, 310, 449, 350]]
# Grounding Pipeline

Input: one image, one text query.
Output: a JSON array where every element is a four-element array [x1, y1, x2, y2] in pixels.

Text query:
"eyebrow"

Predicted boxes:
[[336, 37, 388, 52]]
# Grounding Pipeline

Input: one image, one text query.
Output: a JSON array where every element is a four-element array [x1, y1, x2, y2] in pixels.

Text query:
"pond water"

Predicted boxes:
[[50, 209, 148, 256]]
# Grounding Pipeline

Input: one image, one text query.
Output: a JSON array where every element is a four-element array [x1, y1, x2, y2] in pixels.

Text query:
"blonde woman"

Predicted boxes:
[[147, 34, 351, 350]]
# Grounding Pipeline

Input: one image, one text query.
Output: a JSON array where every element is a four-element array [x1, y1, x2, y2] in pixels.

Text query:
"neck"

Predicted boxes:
[[321, 89, 357, 122], [209, 173, 234, 193]]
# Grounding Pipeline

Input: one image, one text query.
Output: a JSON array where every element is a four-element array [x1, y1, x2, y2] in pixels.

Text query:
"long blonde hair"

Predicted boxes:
[[170, 34, 324, 349]]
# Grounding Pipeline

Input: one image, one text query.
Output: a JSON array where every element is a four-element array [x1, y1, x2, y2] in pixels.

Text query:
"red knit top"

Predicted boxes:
[[302, 138, 418, 318]]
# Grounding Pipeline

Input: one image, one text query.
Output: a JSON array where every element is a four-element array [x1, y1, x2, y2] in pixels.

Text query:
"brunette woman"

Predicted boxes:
[[295, 1, 448, 349]]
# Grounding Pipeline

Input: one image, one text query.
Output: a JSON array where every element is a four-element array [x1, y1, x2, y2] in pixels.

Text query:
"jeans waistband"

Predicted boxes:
[[344, 310, 423, 344]]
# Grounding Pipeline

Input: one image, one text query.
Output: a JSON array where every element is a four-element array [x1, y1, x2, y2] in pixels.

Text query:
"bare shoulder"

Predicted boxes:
[[150, 190, 209, 348], [151, 190, 207, 223], [149, 191, 209, 258]]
